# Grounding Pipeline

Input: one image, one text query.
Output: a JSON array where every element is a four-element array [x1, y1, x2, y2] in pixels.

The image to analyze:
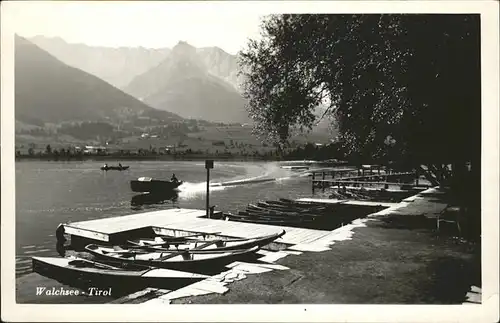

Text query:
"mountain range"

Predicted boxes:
[[29, 36, 171, 89], [28, 36, 248, 123], [124, 41, 248, 123], [18, 35, 333, 138], [15, 35, 181, 126]]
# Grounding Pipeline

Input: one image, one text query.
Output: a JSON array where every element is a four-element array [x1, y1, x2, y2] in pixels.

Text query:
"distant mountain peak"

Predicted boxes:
[[171, 41, 197, 56]]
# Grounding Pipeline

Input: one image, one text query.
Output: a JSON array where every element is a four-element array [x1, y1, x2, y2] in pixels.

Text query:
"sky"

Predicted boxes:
[[6, 1, 267, 54]]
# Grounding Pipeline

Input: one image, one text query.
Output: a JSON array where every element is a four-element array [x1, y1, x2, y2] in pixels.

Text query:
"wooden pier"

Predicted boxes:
[[310, 165, 427, 191], [62, 208, 341, 250]]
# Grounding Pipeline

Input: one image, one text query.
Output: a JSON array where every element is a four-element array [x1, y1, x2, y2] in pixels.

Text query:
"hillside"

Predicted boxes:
[[124, 41, 249, 123], [28, 36, 170, 89], [15, 35, 181, 126]]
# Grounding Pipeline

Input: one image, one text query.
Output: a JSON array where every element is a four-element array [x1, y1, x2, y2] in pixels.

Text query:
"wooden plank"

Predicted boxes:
[[64, 225, 109, 242], [69, 208, 205, 234]]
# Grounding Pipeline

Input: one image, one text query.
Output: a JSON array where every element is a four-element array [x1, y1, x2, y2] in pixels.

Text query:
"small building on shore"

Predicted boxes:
[[83, 145, 107, 155]]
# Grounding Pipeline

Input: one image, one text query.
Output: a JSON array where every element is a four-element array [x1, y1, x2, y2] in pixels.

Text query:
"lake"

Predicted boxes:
[[15, 160, 321, 279]]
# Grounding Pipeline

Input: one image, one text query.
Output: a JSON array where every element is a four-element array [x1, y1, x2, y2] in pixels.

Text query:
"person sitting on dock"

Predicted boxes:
[[171, 173, 179, 183]]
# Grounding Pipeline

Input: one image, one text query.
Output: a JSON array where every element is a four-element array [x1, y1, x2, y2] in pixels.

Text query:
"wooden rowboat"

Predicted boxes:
[[226, 213, 316, 227], [242, 210, 319, 221], [127, 230, 285, 252], [100, 165, 129, 171], [85, 245, 260, 273], [244, 206, 320, 219], [32, 256, 208, 288], [253, 202, 327, 214], [265, 200, 329, 209], [236, 211, 317, 222]]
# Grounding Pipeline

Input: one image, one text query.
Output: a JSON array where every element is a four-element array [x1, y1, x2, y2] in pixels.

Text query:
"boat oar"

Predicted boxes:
[[68, 258, 123, 270], [101, 247, 150, 255]]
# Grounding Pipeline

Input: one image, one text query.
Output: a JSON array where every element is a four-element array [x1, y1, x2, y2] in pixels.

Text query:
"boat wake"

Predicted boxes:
[[177, 182, 226, 199], [177, 163, 310, 198]]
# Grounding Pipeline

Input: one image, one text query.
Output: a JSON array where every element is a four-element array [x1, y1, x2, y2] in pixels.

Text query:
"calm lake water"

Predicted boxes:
[[15, 160, 320, 279]]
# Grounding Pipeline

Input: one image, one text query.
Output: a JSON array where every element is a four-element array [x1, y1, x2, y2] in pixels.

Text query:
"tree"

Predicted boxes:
[[45, 144, 52, 155], [240, 14, 481, 235], [240, 14, 480, 166]]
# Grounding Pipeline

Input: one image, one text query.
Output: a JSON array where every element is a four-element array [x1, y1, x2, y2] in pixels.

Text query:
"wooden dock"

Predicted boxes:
[[62, 208, 337, 248], [309, 163, 430, 191]]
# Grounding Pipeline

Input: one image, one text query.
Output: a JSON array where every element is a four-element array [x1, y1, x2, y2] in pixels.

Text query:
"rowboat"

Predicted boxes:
[[228, 211, 316, 223], [32, 256, 208, 289], [226, 213, 316, 227], [254, 202, 326, 213], [278, 198, 330, 206], [248, 203, 314, 213], [237, 210, 318, 221], [101, 165, 129, 171], [127, 230, 285, 252], [266, 200, 326, 209], [277, 198, 345, 209], [130, 177, 183, 193], [84, 245, 260, 272], [246, 205, 321, 218], [242, 209, 319, 221]]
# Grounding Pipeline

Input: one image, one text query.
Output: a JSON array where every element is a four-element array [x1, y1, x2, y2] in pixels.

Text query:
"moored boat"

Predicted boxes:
[[32, 256, 208, 288], [242, 209, 319, 220], [225, 212, 316, 227], [130, 177, 183, 193], [254, 202, 326, 213], [101, 165, 129, 171], [84, 245, 260, 272], [127, 230, 285, 252]]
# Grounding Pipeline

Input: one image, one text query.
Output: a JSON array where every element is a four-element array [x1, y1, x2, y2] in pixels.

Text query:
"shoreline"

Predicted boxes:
[[15, 155, 282, 162], [14, 155, 345, 165]]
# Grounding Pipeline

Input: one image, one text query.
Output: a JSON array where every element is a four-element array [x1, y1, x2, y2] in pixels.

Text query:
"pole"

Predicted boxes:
[[206, 168, 210, 218], [205, 160, 214, 219]]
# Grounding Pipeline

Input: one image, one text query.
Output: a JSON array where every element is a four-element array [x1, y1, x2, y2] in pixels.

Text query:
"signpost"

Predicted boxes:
[[205, 160, 214, 218]]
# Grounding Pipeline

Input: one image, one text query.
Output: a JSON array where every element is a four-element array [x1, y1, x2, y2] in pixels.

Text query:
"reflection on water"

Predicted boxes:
[[130, 191, 179, 209]]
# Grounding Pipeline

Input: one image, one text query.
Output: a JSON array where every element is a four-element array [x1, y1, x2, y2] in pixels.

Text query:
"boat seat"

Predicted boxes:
[[138, 177, 153, 182], [157, 250, 188, 261], [192, 241, 221, 250]]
